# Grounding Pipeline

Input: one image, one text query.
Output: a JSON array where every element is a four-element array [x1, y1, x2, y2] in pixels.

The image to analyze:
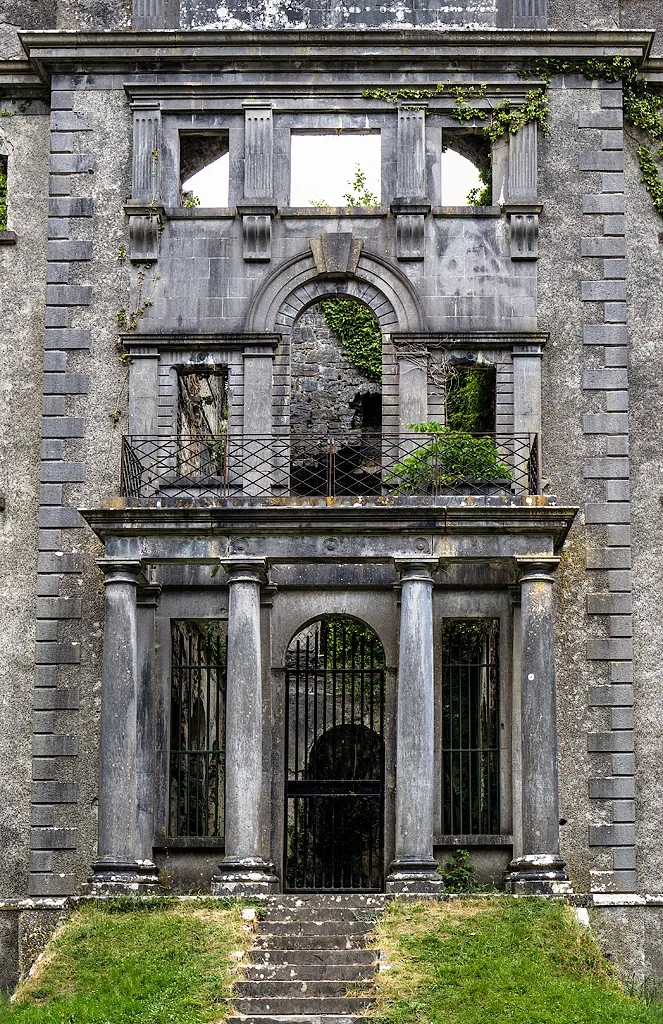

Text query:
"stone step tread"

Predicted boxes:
[[259, 922, 373, 935], [247, 950, 376, 966], [232, 998, 375, 1014], [255, 936, 369, 950], [235, 981, 374, 998], [243, 965, 376, 982], [266, 896, 387, 907], [228, 1015, 368, 1024], [264, 910, 382, 924]]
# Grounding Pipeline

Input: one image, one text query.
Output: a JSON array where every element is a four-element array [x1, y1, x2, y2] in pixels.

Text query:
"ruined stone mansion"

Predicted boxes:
[[2, 0, 663, 986]]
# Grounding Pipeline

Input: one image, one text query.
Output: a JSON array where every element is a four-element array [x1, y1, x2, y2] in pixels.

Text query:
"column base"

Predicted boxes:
[[211, 857, 279, 896], [507, 854, 573, 895], [84, 858, 163, 895], [386, 856, 444, 894]]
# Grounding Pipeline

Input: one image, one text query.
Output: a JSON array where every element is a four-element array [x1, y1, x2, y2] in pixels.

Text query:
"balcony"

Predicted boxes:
[[120, 431, 541, 507]]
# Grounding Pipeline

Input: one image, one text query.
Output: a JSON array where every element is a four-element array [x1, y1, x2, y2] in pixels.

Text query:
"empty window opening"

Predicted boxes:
[[351, 392, 382, 433], [441, 134, 491, 207], [441, 619, 500, 836], [180, 132, 229, 207], [290, 299, 382, 495], [177, 369, 228, 437], [446, 364, 496, 433], [0, 154, 7, 231], [169, 619, 227, 838], [290, 131, 381, 207]]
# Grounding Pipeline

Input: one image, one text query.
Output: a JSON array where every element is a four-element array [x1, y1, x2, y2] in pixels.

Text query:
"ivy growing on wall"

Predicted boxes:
[[321, 298, 382, 383], [364, 55, 663, 218], [523, 55, 663, 218]]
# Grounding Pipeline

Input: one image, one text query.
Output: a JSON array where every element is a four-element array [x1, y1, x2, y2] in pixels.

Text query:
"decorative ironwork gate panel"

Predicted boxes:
[[441, 619, 500, 835], [169, 620, 227, 838], [284, 617, 386, 892]]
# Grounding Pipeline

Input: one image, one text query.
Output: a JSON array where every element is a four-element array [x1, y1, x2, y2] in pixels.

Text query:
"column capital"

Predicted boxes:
[[515, 556, 560, 584], [95, 558, 143, 585], [137, 583, 162, 608], [221, 558, 267, 585], [395, 558, 438, 584]]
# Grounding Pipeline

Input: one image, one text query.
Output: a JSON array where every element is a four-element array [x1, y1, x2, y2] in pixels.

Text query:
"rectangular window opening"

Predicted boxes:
[[441, 134, 491, 207], [0, 154, 7, 231], [446, 363, 496, 433], [177, 368, 229, 437], [180, 131, 229, 208], [169, 619, 227, 839], [290, 131, 381, 208], [441, 618, 500, 836]]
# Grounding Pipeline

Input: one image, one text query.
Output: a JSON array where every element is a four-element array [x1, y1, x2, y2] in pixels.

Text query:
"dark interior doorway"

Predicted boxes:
[[284, 616, 385, 891]]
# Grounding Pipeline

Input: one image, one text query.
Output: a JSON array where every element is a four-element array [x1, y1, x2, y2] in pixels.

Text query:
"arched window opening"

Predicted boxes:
[[284, 616, 386, 891], [441, 133, 492, 207], [290, 298, 383, 496]]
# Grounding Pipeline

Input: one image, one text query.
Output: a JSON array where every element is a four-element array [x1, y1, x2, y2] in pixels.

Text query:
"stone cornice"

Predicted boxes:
[[18, 29, 653, 80], [80, 503, 578, 555]]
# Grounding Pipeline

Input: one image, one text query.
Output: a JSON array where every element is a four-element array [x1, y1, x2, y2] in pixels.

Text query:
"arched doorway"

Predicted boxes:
[[284, 616, 385, 891]]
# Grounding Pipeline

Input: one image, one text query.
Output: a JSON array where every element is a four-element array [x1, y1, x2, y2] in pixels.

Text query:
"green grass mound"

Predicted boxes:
[[372, 897, 663, 1024], [0, 897, 254, 1024]]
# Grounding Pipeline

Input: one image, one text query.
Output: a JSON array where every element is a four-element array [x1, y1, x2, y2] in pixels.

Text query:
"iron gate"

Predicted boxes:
[[284, 616, 385, 891]]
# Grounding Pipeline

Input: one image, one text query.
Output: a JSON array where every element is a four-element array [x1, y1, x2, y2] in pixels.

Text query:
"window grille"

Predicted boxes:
[[169, 620, 227, 838], [441, 619, 500, 835]]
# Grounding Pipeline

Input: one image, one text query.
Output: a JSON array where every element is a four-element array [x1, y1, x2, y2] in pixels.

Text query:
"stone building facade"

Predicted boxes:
[[2, 0, 663, 987]]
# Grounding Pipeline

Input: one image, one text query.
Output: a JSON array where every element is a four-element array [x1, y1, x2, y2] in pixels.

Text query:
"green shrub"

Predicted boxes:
[[384, 422, 512, 494]]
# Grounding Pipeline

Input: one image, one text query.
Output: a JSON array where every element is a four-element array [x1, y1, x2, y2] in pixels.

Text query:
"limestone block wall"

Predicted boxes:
[[0, 107, 50, 898], [26, 79, 132, 896]]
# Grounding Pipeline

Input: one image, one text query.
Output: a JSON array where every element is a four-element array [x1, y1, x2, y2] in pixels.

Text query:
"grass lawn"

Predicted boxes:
[[371, 897, 663, 1024], [0, 897, 255, 1024]]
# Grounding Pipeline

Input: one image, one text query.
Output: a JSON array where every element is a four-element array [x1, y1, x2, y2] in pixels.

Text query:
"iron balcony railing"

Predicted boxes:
[[120, 431, 541, 503]]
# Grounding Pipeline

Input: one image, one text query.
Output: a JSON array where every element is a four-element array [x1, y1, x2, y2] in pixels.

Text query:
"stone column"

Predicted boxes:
[[387, 560, 443, 892], [508, 558, 571, 893], [213, 560, 278, 894], [87, 560, 161, 892]]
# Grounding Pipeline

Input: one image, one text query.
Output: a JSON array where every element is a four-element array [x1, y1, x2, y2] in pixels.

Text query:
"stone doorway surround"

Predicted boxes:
[[81, 502, 576, 896]]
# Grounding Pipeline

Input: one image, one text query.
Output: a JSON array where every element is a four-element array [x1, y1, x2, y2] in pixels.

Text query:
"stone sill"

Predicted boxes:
[[435, 834, 513, 847], [165, 206, 234, 219], [280, 206, 388, 217], [432, 206, 501, 217], [0, 230, 17, 244], [153, 836, 224, 849]]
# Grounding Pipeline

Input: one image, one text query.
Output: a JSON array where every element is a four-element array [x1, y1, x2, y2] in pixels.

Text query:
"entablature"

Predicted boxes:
[[19, 29, 653, 82]]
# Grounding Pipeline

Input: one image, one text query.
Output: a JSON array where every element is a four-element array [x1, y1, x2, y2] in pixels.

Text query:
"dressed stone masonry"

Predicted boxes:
[[2, 0, 663, 989]]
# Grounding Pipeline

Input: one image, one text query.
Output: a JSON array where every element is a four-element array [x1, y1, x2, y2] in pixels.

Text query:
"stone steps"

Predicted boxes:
[[235, 981, 369, 998], [254, 935, 371, 950], [229, 895, 383, 1024], [243, 965, 375, 982], [247, 949, 376, 966]]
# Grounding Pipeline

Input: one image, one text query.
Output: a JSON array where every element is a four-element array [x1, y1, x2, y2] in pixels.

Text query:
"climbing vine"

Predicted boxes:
[[363, 83, 549, 205], [364, 54, 663, 218], [362, 82, 550, 142], [321, 298, 382, 383], [522, 56, 663, 218]]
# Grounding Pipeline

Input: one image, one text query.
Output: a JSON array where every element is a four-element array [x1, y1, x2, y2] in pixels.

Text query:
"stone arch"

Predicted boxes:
[[247, 247, 425, 435], [246, 247, 426, 334], [276, 602, 397, 671]]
